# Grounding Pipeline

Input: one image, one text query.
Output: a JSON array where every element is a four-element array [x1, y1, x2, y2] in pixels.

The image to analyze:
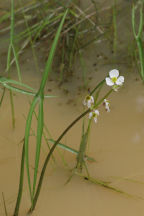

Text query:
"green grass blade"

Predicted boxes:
[[13, 144, 25, 216], [25, 97, 39, 201], [0, 12, 10, 24], [48, 138, 96, 162], [33, 110, 56, 164], [0, 77, 35, 90], [6, 0, 22, 81], [1, 82, 56, 98], [10, 0, 14, 43], [6, 45, 12, 72], [28, 9, 69, 212], [9, 90, 15, 128], [32, 98, 44, 198], [0, 88, 6, 107], [76, 131, 89, 171], [2, 84, 36, 96], [12, 45, 22, 82], [39, 9, 69, 92], [90, 79, 105, 95]]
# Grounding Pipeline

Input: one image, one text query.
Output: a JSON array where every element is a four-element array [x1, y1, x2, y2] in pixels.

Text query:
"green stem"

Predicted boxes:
[[10, 0, 14, 43], [13, 144, 25, 216], [76, 120, 91, 171], [76, 83, 105, 172], [9, 90, 15, 128], [90, 79, 105, 95], [48, 138, 95, 162]]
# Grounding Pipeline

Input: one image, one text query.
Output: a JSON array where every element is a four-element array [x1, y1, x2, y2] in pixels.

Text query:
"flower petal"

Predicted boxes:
[[105, 77, 114, 86], [116, 76, 124, 85], [83, 95, 94, 108], [87, 101, 93, 108], [104, 99, 107, 103], [105, 105, 110, 112], [94, 109, 99, 116], [89, 112, 93, 119], [90, 96, 94, 103], [109, 69, 119, 78]]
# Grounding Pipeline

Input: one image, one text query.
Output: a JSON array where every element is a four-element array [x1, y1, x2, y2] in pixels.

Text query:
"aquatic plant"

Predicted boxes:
[[27, 69, 124, 214], [75, 69, 123, 174]]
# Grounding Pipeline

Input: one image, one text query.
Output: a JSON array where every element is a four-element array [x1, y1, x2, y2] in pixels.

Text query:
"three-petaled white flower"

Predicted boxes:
[[83, 95, 94, 108], [105, 69, 124, 91], [103, 99, 110, 112], [89, 109, 99, 123]]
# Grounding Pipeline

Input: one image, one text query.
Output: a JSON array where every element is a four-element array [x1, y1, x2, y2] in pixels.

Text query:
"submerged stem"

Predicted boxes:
[[76, 120, 91, 172]]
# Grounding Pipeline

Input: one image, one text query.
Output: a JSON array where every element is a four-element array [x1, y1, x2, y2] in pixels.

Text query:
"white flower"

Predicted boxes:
[[105, 69, 124, 88], [103, 99, 110, 112], [89, 109, 99, 123], [83, 95, 94, 108]]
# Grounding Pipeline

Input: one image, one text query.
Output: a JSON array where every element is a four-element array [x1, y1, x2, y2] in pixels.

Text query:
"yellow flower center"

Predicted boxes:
[[86, 95, 91, 101], [92, 112, 97, 117], [111, 77, 117, 83]]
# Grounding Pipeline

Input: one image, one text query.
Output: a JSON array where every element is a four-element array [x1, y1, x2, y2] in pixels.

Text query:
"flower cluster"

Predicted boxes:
[[83, 69, 124, 123], [83, 95, 99, 123]]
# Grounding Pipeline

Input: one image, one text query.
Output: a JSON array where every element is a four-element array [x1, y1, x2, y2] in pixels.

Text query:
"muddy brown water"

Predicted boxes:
[[1, 0, 144, 216], [1, 54, 144, 216]]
